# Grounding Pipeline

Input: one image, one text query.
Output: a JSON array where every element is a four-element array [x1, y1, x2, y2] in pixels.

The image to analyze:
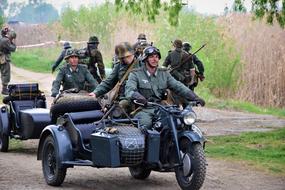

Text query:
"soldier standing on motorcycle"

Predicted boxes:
[[125, 46, 205, 129], [182, 42, 205, 91]]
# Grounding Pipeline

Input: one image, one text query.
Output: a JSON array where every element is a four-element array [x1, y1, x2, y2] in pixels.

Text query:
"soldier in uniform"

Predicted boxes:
[[89, 42, 142, 112], [85, 35, 105, 84], [182, 42, 205, 91], [125, 46, 205, 129], [51, 41, 72, 73], [133, 33, 151, 58], [0, 30, 17, 95], [51, 49, 98, 98]]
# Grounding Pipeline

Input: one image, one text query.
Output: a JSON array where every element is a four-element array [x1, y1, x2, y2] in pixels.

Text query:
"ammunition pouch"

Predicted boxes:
[[0, 52, 7, 64]]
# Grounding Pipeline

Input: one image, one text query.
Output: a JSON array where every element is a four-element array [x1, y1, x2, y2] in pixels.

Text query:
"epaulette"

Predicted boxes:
[[78, 64, 88, 69], [132, 67, 143, 72]]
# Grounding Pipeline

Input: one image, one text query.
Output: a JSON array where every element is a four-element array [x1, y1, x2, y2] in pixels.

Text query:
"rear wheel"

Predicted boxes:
[[42, 135, 66, 186], [129, 165, 151, 180], [175, 140, 206, 190], [0, 133, 9, 152]]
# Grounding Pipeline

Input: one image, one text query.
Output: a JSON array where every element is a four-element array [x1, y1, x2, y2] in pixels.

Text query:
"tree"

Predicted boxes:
[[115, 0, 285, 28], [10, 2, 58, 23]]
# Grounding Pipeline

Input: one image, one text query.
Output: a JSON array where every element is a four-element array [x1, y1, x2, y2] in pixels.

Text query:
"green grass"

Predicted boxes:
[[11, 47, 60, 73], [206, 128, 285, 174], [196, 87, 285, 118]]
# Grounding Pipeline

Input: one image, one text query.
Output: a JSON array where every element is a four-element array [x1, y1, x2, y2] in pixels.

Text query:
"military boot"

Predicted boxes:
[[1, 85, 9, 95]]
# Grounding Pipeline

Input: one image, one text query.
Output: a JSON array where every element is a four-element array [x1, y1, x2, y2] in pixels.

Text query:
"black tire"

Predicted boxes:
[[42, 135, 66, 186], [50, 92, 101, 123], [0, 133, 9, 152], [129, 165, 151, 180], [175, 140, 206, 190]]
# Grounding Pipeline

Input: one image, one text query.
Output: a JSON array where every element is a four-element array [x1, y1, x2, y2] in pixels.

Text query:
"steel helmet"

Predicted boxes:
[[142, 46, 161, 61], [137, 33, 146, 40], [63, 41, 71, 49], [88, 36, 99, 44], [64, 49, 79, 60], [115, 42, 135, 59]]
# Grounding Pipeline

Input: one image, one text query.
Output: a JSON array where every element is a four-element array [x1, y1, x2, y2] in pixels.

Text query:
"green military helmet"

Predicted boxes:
[[64, 49, 79, 60], [137, 33, 146, 40], [88, 35, 99, 44], [115, 42, 135, 59], [7, 30, 16, 39], [173, 39, 183, 48]]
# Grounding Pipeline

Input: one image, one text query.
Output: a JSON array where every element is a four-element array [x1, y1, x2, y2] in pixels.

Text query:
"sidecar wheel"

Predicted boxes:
[[129, 165, 151, 179], [0, 133, 9, 152], [175, 140, 206, 190], [42, 135, 66, 186]]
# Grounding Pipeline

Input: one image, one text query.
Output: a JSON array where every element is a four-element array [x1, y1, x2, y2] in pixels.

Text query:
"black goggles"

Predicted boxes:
[[144, 46, 160, 54]]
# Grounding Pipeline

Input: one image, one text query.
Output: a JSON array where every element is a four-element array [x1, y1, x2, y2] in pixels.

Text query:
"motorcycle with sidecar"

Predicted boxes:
[[37, 100, 206, 190], [0, 83, 50, 152]]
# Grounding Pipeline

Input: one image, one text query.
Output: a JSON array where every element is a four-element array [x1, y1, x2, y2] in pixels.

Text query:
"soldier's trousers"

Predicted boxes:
[[134, 108, 155, 129], [0, 62, 11, 86]]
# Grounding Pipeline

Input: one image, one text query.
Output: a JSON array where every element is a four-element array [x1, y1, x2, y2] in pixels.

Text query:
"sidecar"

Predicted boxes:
[[0, 83, 51, 152], [36, 104, 162, 186]]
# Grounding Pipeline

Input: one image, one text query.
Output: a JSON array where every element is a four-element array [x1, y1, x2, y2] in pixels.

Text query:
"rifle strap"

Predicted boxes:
[[118, 59, 137, 86]]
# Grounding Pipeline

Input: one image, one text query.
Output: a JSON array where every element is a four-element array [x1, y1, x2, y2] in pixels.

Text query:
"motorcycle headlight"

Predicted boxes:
[[183, 111, 197, 125]]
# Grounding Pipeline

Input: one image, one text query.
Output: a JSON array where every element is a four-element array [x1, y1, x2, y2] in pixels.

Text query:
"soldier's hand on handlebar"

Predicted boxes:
[[195, 97, 205, 107], [132, 92, 147, 106]]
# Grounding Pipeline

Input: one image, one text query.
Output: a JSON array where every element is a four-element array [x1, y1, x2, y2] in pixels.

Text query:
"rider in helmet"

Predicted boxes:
[[51, 48, 98, 98], [125, 46, 205, 129]]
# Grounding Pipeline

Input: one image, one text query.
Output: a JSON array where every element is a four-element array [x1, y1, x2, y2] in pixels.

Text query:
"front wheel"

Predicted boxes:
[[42, 135, 66, 186], [0, 133, 9, 152], [129, 165, 151, 180], [175, 140, 206, 190]]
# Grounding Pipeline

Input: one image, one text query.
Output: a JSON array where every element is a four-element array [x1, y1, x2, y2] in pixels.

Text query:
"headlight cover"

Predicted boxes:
[[191, 124, 203, 138], [183, 111, 197, 125]]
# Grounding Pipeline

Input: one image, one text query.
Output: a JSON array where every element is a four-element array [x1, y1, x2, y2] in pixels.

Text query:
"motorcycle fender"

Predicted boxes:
[[178, 131, 205, 145], [37, 125, 73, 167], [0, 106, 10, 136]]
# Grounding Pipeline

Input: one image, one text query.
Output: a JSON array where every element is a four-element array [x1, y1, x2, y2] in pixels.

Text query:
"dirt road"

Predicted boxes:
[[0, 65, 284, 190]]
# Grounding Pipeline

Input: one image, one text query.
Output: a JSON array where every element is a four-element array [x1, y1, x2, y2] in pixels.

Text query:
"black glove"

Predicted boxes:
[[195, 97, 205, 107], [51, 65, 57, 73], [131, 92, 147, 105]]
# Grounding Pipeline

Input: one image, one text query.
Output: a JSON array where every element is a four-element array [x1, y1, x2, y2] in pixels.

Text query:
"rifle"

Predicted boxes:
[[102, 60, 137, 107], [168, 43, 206, 73]]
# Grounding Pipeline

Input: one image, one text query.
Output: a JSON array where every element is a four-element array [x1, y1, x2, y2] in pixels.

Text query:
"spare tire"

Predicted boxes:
[[50, 91, 101, 123]]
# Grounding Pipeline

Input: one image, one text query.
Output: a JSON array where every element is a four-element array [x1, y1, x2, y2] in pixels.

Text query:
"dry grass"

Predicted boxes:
[[217, 13, 285, 108]]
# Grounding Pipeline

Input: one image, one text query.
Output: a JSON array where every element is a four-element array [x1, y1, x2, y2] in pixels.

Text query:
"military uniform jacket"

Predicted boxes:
[[0, 36, 16, 63], [51, 64, 98, 97], [125, 64, 193, 103], [88, 48, 105, 78], [93, 59, 141, 98], [163, 48, 194, 82]]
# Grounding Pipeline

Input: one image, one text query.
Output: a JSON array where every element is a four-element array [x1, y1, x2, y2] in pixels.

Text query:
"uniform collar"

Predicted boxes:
[[144, 64, 158, 77], [68, 64, 79, 72]]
